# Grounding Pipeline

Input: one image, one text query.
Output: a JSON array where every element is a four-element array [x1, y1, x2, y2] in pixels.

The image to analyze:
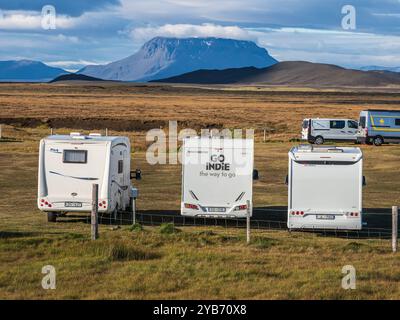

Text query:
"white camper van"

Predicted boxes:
[[287, 145, 364, 230], [302, 118, 358, 144], [181, 137, 256, 218], [38, 133, 140, 222]]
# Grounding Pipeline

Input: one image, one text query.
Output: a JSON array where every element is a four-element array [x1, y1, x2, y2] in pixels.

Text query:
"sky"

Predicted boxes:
[[1, 0, 400, 71]]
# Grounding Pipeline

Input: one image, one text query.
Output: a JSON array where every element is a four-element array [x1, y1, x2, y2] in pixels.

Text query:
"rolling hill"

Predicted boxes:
[[152, 61, 400, 87], [49, 73, 106, 83]]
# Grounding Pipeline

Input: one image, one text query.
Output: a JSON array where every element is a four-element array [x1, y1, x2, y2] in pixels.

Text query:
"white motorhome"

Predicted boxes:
[[181, 137, 256, 218], [302, 118, 358, 144], [38, 133, 140, 222], [287, 145, 364, 230]]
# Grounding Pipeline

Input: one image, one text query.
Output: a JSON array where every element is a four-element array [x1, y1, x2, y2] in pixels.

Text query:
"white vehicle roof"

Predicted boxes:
[[289, 145, 362, 162], [303, 118, 355, 121], [43, 133, 127, 143], [184, 136, 253, 149]]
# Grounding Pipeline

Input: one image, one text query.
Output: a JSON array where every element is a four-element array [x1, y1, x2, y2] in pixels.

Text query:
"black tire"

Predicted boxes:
[[314, 136, 324, 145], [373, 136, 383, 146], [47, 212, 57, 222]]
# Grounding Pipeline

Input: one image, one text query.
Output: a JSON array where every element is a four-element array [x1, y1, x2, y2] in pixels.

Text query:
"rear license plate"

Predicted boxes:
[[65, 202, 82, 208], [208, 207, 226, 212], [316, 214, 335, 220]]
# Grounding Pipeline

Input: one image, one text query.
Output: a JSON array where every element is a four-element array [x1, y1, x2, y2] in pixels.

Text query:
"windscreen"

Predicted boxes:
[[290, 161, 361, 211]]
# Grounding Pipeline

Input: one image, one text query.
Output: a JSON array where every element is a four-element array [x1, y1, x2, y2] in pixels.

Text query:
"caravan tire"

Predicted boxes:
[[373, 136, 383, 146], [47, 212, 57, 222], [314, 136, 324, 145]]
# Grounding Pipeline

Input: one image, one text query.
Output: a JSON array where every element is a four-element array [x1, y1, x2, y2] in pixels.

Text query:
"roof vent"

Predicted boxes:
[[89, 133, 101, 137], [70, 132, 81, 136]]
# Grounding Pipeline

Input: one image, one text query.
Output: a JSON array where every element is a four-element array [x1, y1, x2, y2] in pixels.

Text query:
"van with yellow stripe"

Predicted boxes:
[[356, 109, 400, 146]]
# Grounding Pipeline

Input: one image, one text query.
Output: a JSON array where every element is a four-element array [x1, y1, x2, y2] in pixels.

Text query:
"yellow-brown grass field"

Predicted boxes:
[[0, 83, 399, 299]]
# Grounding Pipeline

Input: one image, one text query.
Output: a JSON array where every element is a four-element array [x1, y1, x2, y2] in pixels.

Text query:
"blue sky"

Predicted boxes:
[[1, 0, 400, 71]]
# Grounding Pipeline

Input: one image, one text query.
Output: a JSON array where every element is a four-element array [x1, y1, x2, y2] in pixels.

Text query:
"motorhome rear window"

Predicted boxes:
[[359, 116, 366, 128], [302, 120, 309, 129], [395, 119, 400, 126], [63, 150, 87, 164], [330, 120, 345, 129]]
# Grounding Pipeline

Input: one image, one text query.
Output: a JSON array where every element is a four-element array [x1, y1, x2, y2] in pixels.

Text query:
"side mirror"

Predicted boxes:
[[285, 175, 288, 185], [363, 175, 366, 186], [253, 169, 259, 181], [131, 169, 142, 180]]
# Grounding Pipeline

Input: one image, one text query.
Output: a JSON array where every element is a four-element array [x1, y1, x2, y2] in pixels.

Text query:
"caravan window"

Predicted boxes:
[[302, 120, 309, 129], [63, 150, 87, 164], [118, 160, 123, 174], [395, 119, 400, 126], [330, 120, 345, 129]]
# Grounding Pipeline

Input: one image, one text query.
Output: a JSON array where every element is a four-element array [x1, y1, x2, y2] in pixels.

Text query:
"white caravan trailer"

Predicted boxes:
[[287, 145, 364, 230], [38, 133, 140, 222], [301, 118, 358, 144], [181, 137, 256, 218]]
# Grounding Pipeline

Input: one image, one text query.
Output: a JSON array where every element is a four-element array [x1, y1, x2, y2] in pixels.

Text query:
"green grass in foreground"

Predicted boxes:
[[0, 220, 399, 299]]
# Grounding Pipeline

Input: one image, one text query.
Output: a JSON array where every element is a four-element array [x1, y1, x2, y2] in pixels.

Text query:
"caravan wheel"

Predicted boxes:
[[47, 212, 57, 222]]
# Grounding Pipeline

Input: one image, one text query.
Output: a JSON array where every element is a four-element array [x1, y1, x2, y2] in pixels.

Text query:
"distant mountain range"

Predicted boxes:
[[0, 60, 68, 82], [78, 37, 277, 82], [153, 61, 400, 87], [359, 65, 400, 73], [1, 37, 400, 87]]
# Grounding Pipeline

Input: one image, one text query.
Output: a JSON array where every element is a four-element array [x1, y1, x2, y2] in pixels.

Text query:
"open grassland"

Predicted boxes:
[[0, 83, 399, 299]]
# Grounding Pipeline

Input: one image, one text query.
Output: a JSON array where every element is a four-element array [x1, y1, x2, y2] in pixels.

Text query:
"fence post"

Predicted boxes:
[[50, 127, 53, 135], [0, 124, 2, 139], [246, 200, 251, 244], [263, 129, 266, 142], [91, 184, 99, 240], [132, 197, 136, 225], [392, 206, 398, 253], [105, 128, 108, 136]]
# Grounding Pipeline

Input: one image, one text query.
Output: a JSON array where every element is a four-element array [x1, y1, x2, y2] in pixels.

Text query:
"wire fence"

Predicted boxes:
[[72, 207, 398, 241]]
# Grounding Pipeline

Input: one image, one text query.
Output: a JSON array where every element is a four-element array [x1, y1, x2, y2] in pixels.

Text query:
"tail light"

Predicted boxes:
[[290, 211, 304, 216], [184, 203, 199, 210], [98, 200, 107, 208], [234, 204, 248, 211], [39, 199, 53, 208], [346, 212, 359, 217]]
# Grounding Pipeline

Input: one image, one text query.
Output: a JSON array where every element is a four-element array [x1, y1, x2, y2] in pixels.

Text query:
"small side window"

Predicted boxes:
[[348, 120, 358, 129], [330, 120, 345, 129], [395, 119, 400, 126], [118, 160, 123, 174]]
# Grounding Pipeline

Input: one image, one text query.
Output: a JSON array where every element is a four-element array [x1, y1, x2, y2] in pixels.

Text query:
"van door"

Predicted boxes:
[[311, 120, 330, 140], [329, 120, 346, 140], [346, 120, 358, 140]]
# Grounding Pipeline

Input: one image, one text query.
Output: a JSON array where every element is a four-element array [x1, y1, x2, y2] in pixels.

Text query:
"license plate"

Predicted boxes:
[[65, 201, 82, 208], [316, 214, 335, 220], [208, 207, 226, 212]]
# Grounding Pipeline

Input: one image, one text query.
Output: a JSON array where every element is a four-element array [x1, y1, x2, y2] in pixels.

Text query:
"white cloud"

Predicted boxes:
[[0, 10, 81, 30], [129, 23, 256, 42]]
